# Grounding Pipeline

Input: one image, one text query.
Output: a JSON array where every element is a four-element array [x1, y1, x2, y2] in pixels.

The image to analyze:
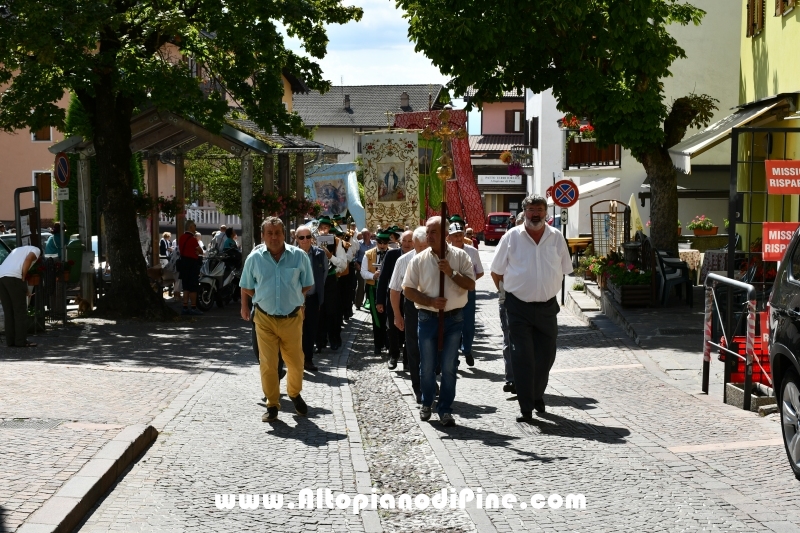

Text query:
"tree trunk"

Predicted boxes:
[[86, 77, 174, 319], [640, 147, 679, 257]]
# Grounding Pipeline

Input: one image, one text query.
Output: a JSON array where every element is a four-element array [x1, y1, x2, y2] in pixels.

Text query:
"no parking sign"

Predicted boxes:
[[552, 180, 579, 208], [54, 152, 70, 188]]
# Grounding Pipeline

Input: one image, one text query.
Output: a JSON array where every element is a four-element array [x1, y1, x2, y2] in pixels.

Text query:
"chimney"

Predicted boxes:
[[400, 91, 410, 109], [343, 94, 351, 111]]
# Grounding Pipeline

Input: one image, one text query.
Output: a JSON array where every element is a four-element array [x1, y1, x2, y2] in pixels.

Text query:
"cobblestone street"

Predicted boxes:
[[3, 248, 798, 532]]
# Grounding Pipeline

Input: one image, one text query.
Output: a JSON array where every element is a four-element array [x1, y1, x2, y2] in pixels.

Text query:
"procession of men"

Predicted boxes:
[[242, 194, 573, 426]]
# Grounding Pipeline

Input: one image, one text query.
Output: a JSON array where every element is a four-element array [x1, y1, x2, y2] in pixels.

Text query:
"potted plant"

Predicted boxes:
[[27, 260, 45, 286], [687, 215, 718, 236], [605, 261, 653, 307], [579, 124, 595, 141], [55, 259, 75, 282]]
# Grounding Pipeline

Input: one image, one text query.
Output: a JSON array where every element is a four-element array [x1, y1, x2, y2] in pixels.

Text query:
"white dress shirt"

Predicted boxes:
[[326, 238, 347, 273], [490, 224, 573, 302], [389, 250, 416, 292], [402, 245, 475, 312], [462, 244, 483, 277], [347, 238, 360, 262]]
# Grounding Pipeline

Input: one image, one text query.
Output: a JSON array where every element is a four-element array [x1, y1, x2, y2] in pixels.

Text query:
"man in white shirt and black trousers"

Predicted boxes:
[[490, 195, 573, 422]]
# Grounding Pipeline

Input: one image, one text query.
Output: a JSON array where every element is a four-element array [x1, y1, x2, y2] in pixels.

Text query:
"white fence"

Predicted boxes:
[[159, 207, 241, 230]]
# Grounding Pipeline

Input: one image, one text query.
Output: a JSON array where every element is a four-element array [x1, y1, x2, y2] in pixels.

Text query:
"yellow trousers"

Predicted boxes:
[[254, 310, 304, 408]]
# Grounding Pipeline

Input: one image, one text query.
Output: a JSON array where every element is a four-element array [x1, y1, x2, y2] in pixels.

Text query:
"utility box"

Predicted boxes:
[[66, 239, 84, 280]]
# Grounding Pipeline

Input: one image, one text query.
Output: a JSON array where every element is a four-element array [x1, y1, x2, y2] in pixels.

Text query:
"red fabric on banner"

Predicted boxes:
[[394, 110, 486, 233]]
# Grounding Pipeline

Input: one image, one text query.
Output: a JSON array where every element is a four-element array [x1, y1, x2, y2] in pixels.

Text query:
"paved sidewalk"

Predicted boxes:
[[76, 311, 379, 533], [0, 301, 251, 532], [5, 247, 797, 532], [381, 249, 794, 531]]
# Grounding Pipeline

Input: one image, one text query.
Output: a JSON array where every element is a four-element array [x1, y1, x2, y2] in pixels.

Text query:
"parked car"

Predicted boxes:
[[1, 232, 52, 251], [483, 212, 512, 245], [767, 227, 800, 479]]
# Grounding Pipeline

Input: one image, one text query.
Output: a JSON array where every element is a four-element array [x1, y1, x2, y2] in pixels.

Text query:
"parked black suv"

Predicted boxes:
[[768, 228, 800, 479]]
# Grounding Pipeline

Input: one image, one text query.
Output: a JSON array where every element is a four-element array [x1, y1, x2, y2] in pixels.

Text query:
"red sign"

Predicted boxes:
[[766, 160, 800, 194], [762, 222, 800, 261], [545, 186, 553, 198], [54, 152, 70, 188], [552, 180, 579, 208]]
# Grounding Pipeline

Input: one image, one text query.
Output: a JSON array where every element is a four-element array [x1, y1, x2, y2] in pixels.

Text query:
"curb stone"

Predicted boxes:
[[17, 424, 158, 533], [16, 351, 234, 533]]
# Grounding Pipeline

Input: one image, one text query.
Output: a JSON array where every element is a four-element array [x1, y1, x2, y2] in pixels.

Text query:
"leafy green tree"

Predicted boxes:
[[398, 0, 717, 253], [0, 0, 362, 318]]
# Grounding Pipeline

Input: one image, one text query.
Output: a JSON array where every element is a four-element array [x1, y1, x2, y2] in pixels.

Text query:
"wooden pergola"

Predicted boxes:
[[49, 107, 344, 303]]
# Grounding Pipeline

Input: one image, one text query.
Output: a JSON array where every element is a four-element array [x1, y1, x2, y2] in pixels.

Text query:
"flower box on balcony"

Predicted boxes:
[[692, 226, 718, 236], [607, 281, 652, 307]]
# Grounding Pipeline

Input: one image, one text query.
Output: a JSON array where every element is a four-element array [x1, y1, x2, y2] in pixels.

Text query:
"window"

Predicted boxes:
[[31, 125, 51, 142], [529, 117, 539, 149], [505, 110, 524, 133], [747, 0, 765, 37], [34, 171, 53, 202], [776, 0, 795, 16]]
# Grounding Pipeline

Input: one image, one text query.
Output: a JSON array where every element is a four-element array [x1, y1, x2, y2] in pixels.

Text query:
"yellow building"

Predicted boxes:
[[669, 0, 800, 247]]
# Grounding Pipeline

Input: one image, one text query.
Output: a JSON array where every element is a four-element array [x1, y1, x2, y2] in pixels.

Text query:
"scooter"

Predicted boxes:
[[197, 248, 241, 311]]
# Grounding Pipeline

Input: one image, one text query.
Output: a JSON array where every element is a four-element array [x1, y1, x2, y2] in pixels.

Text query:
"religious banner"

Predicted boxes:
[[394, 110, 486, 233], [361, 132, 420, 229], [305, 162, 366, 229]]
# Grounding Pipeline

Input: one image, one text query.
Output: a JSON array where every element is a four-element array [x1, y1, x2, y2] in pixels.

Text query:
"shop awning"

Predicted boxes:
[[547, 177, 619, 206], [668, 97, 792, 174]]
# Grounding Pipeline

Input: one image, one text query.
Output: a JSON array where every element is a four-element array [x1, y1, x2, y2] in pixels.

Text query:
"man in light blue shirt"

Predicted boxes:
[[240, 217, 313, 422]]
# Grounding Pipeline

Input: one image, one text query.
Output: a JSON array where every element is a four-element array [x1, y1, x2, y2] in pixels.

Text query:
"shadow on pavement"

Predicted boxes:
[[265, 417, 347, 446], [543, 393, 600, 411], [0, 305, 256, 374], [433, 422, 521, 448], [520, 412, 631, 444], [0, 506, 7, 533], [507, 448, 569, 464], [456, 366, 504, 383], [449, 400, 498, 419]]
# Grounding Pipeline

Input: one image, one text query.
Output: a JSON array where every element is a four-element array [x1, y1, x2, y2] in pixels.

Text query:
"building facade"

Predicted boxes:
[[466, 89, 530, 218], [526, 0, 741, 237]]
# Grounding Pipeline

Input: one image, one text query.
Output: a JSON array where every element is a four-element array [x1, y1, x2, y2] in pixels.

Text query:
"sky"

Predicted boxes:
[[283, 0, 480, 132]]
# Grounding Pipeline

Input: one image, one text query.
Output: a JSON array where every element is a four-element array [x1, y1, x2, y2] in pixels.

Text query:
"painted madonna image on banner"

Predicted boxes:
[[377, 163, 406, 202]]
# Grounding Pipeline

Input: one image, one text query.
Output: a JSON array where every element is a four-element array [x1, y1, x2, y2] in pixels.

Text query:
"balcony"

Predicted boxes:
[[159, 206, 241, 230], [564, 137, 621, 170]]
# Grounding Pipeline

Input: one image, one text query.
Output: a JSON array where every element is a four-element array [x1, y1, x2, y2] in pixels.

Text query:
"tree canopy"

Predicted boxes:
[[398, 0, 718, 251], [0, 0, 362, 317]]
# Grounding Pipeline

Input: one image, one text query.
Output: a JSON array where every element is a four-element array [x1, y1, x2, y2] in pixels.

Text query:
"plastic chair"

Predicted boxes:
[[656, 251, 693, 307]]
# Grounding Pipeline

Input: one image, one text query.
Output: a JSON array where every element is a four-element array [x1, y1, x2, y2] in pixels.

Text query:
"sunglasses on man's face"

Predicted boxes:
[[296, 235, 312, 241], [377, 239, 389, 245]]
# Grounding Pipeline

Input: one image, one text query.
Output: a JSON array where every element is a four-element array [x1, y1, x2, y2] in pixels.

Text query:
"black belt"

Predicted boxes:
[[508, 293, 556, 306], [419, 307, 463, 318], [255, 304, 302, 319]]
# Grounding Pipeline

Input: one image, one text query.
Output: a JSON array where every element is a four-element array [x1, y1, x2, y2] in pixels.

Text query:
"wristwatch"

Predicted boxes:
[[450, 270, 457, 279]]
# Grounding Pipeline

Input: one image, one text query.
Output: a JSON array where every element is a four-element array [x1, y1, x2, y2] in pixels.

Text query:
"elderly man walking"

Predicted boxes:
[[177, 220, 203, 315], [240, 217, 314, 422], [295, 225, 328, 371], [490, 195, 573, 422], [389, 226, 428, 402], [403, 217, 475, 426]]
